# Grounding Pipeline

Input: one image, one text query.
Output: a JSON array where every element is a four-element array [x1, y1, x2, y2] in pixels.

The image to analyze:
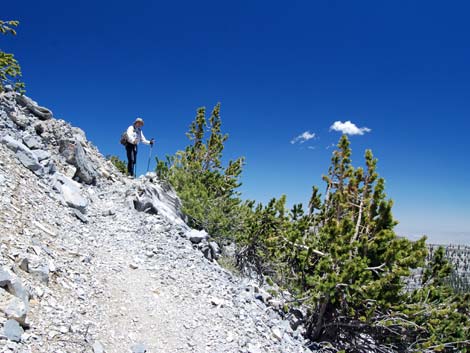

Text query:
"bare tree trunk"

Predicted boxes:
[[353, 196, 363, 242], [307, 294, 330, 340]]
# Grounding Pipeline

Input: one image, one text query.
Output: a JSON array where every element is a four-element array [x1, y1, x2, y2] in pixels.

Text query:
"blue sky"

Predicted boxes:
[[2, 0, 470, 244]]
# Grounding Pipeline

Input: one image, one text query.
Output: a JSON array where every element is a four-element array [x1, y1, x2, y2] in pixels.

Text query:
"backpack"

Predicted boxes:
[[120, 131, 128, 145]]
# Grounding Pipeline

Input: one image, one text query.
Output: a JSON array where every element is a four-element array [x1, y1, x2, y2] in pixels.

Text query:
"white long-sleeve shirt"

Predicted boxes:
[[126, 125, 151, 145]]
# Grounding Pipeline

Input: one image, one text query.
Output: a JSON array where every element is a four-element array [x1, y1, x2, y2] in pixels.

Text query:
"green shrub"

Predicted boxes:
[[236, 135, 469, 352], [107, 155, 127, 175], [156, 103, 244, 240], [0, 20, 25, 93]]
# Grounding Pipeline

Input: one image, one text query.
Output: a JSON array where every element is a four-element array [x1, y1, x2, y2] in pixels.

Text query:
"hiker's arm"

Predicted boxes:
[[126, 126, 136, 144], [140, 131, 151, 145]]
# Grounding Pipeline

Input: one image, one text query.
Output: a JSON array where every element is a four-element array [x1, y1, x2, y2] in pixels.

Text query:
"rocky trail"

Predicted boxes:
[[0, 90, 312, 353]]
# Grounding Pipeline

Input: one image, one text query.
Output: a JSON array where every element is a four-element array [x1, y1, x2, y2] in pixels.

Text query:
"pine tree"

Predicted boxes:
[[246, 135, 469, 352], [296, 136, 428, 348], [160, 103, 245, 239], [0, 20, 25, 93], [242, 135, 431, 351]]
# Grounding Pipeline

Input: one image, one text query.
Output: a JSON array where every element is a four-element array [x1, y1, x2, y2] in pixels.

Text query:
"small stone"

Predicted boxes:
[[247, 343, 262, 353], [48, 330, 59, 339], [131, 343, 147, 353], [201, 245, 213, 261], [3, 319, 24, 342], [271, 327, 283, 341], [72, 209, 88, 223], [22, 135, 42, 150], [267, 298, 283, 310], [92, 340, 105, 353], [29, 262, 50, 285], [102, 209, 116, 216], [17, 148, 43, 174], [18, 257, 29, 272], [255, 289, 272, 303], [210, 297, 225, 307], [187, 229, 209, 244], [64, 165, 77, 178], [35, 287, 44, 298], [48, 259, 57, 272], [209, 241, 221, 259], [32, 149, 51, 161]]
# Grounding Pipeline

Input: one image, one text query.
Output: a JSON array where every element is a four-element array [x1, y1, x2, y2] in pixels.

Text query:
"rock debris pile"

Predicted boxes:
[[0, 89, 312, 353]]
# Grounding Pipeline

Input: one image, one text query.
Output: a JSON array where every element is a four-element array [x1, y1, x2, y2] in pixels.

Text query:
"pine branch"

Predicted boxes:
[[280, 236, 326, 257]]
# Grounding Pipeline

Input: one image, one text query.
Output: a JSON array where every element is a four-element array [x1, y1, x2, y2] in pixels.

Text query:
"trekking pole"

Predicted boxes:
[[134, 144, 138, 177], [147, 138, 154, 172]]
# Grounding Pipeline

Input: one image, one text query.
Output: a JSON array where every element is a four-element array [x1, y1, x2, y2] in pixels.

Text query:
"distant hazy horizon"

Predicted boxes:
[[397, 228, 470, 246]]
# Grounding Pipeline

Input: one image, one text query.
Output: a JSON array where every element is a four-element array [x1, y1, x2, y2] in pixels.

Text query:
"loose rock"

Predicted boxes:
[[4, 319, 24, 342]]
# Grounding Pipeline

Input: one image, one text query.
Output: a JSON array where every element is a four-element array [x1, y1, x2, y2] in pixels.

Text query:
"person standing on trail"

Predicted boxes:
[[124, 117, 154, 177]]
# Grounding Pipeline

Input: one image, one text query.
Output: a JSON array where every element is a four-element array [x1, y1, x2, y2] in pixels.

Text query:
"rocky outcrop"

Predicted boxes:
[[0, 90, 119, 215], [59, 139, 98, 185], [129, 173, 186, 226], [15, 94, 53, 120]]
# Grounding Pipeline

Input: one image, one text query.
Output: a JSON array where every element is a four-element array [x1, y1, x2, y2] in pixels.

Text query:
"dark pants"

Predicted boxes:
[[125, 143, 137, 176]]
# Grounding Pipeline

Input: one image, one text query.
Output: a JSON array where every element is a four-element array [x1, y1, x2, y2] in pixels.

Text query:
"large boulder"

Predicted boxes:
[[73, 142, 98, 184], [71, 127, 87, 145], [16, 149, 43, 175], [0, 289, 27, 325], [59, 139, 98, 185], [51, 173, 89, 213], [15, 94, 53, 120], [0, 268, 30, 303], [130, 174, 186, 226], [22, 134, 43, 150], [61, 183, 88, 212], [0, 135, 44, 176]]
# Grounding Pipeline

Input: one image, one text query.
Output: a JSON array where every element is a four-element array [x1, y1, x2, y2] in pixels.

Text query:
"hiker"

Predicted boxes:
[[124, 118, 154, 177]]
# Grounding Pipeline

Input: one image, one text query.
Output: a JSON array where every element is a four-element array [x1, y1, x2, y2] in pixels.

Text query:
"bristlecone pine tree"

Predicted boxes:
[[157, 103, 245, 239], [236, 135, 469, 352], [292, 135, 430, 351], [0, 20, 25, 93]]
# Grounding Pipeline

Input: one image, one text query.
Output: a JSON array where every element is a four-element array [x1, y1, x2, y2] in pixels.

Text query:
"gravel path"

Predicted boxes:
[[83, 181, 310, 353], [0, 158, 310, 352]]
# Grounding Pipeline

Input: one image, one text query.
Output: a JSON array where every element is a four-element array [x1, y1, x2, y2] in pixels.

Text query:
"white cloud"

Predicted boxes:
[[325, 143, 336, 150], [330, 121, 371, 135], [291, 131, 316, 144], [307, 146, 316, 150]]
